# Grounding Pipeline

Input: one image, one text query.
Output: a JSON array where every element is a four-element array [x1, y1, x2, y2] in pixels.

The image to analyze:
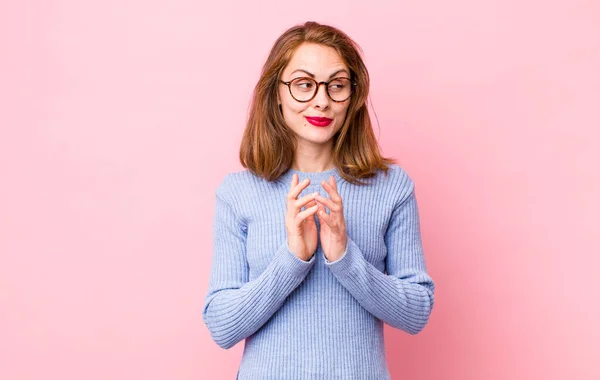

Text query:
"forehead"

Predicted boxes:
[[284, 43, 348, 77]]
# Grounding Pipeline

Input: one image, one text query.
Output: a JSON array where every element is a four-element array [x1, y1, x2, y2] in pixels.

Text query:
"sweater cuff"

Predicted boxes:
[[273, 240, 316, 279], [323, 236, 359, 277]]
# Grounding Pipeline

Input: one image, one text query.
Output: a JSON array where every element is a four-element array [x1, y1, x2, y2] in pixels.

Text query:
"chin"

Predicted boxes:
[[300, 134, 334, 145]]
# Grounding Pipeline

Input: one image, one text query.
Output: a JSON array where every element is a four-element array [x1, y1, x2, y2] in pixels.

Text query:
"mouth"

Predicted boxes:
[[305, 116, 333, 127]]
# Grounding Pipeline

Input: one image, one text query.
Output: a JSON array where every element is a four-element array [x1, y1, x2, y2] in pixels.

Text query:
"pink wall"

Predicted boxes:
[[1, 1, 598, 379]]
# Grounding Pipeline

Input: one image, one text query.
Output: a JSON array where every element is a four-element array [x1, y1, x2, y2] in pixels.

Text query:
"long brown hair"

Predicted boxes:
[[239, 21, 396, 185]]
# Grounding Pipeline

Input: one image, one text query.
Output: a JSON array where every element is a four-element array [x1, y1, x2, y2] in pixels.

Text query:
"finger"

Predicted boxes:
[[316, 203, 334, 227], [304, 200, 318, 224], [314, 194, 341, 213], [316, 201, 329, 218], [321, 179, 342, 203], [290, 173, 298, 188], [295, 204, 319, 225], [294, 192, 319, 213], [329, 175, 337, 191], [306, 199, 317, 209], [317, 201, 327, 214], [289, 176, 310, 200]]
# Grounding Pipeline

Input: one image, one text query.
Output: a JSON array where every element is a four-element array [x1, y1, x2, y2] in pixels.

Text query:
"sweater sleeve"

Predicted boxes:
[[324, 186, 435, 335], [202, 176, 316, 349]]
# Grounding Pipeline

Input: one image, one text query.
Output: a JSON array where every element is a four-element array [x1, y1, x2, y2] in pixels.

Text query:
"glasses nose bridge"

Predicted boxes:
[[312, 80, 330, 101]]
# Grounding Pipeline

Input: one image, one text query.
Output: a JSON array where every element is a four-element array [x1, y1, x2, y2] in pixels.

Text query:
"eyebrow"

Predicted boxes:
[[289, 68, 350, 79]]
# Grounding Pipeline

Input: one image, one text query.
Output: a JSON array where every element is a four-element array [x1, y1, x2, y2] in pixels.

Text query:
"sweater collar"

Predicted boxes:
[[278, 166, 343, 187]]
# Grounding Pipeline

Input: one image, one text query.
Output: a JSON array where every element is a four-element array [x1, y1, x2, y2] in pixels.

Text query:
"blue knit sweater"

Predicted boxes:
[[202, 164, 435, 379]]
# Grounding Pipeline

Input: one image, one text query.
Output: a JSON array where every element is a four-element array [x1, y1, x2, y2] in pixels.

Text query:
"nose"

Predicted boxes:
[[312, 82, 330, 109]]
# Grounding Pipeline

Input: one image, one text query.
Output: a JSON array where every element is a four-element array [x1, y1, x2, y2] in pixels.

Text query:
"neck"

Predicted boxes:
[[291, 141, 334, 172]]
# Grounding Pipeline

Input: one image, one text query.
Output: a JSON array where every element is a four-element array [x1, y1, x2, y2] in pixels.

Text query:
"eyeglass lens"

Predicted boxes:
[[290, 77, 352, 102]]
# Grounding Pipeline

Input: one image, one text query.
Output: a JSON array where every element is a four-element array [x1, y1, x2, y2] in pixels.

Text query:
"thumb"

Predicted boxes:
[[305, 200, 317, 223]]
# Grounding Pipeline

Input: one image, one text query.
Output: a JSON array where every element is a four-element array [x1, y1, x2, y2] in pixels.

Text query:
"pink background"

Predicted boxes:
[[1, 1, 599, 379]]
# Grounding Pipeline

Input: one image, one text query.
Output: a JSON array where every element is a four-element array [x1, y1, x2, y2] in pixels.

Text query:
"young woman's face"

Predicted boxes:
[[278, 43, 352, 147]]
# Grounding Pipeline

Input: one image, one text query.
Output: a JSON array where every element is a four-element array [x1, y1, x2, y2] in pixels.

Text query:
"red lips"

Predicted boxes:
[[305, 116, 333, 127]]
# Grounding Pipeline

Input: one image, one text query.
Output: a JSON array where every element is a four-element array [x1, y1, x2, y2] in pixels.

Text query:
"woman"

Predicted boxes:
[[202, 21, 435, 379]]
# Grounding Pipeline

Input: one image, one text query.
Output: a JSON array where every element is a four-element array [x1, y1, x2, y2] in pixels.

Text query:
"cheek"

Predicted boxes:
[[284, 102, 308, 116], [334, 105, 350, 120]]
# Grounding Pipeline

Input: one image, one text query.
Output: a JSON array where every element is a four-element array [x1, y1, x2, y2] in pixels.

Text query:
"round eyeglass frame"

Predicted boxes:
[[279, 77, 358, 103]]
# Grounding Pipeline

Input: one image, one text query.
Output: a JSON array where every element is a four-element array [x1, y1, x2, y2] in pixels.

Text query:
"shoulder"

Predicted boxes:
[[216, 169, 252, 197], [215, 168, 275, 203], [376, 163, 416, 205]]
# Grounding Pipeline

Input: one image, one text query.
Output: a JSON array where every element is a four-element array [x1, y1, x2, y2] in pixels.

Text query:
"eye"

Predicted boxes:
[[291, 78, 315, 92], [328, 79, 348, 91], [297, 81, 313, 89]]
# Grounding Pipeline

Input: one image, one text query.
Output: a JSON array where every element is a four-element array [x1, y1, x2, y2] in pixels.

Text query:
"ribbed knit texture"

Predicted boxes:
[[202, 163, 435, 379]]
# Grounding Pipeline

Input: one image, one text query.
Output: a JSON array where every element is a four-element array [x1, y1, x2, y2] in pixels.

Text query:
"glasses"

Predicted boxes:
[[279, 77, 357, 103]]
